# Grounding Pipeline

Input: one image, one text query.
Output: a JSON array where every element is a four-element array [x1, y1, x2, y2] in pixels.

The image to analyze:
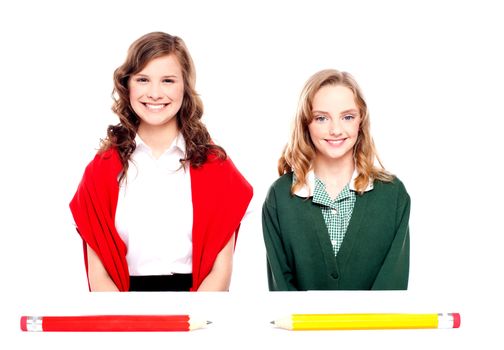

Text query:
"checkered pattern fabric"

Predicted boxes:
[[312, 177, 356, 256]]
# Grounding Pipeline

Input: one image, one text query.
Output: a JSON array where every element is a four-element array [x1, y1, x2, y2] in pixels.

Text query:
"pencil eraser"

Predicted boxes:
[[20, 316, 27, 331], [452, 313, 461, 328]]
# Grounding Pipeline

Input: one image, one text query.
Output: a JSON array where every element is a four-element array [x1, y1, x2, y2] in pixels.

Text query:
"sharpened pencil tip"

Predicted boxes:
[[206, 321, 212, 325], [270, 321, 274, 324]]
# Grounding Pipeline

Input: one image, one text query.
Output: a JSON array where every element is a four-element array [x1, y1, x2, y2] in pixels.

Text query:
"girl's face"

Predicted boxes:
[[308, 84, 361, 164], [129, 54, 185, 130]]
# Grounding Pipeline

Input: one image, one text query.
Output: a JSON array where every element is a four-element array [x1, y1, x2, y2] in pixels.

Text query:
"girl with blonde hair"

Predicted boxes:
[[263, 69, 410, 290]]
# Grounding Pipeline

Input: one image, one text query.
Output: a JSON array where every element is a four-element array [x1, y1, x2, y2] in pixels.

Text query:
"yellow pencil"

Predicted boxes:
[[271, 313, 461, 330]]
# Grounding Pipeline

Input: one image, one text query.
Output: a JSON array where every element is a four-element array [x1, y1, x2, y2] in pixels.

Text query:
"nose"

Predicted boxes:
[[147, 82, 162, 100], [329, 119, 342, 136]]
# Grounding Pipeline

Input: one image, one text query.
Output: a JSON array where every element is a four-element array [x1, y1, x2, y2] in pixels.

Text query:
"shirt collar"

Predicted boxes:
[[135, 132, 186, 156], [293, 168, 374, 198], [172, 133, 186, 154]]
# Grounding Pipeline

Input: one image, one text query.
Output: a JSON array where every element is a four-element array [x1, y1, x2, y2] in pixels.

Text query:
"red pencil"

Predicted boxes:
[[20, 315, 210, 332]]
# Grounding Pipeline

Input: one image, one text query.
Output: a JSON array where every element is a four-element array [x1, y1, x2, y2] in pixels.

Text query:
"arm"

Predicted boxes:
[[262, 190, 298, 291], [197, 233, 235, 291], [371, 188, 411, 290], [86, 244, 120, 292]]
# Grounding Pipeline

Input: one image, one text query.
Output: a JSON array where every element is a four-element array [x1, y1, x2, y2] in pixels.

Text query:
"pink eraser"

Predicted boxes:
[[452, 313, 461, 328], [20, 316, 27, 331]]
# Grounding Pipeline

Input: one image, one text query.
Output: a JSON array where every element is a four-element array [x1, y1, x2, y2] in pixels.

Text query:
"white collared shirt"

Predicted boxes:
[[293, 169, 374, 198], [115, 134, 193, 275]]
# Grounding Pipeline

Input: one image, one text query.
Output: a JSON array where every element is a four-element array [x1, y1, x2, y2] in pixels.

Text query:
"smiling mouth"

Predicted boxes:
[[143, 103, 168, 111], [325, 138, 346, 145]]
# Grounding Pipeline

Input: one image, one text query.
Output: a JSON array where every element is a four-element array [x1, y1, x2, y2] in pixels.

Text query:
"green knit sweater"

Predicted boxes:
[[262, 172, 410, 291]]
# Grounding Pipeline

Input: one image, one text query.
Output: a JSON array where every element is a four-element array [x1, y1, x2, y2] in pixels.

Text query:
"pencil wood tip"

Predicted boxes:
[[206, 321, 212, 325]]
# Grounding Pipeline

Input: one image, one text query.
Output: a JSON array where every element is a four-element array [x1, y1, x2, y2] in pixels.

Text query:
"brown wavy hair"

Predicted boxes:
[[279, 69, 393, 194], [100, 32, 226, 179]]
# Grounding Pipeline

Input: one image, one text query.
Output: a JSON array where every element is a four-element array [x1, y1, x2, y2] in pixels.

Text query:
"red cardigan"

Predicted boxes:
[[69, 148, 253, 291]]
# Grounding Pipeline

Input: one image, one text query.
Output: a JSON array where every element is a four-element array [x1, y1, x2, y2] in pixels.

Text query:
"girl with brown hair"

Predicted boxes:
[[70, 32, 252, 292]]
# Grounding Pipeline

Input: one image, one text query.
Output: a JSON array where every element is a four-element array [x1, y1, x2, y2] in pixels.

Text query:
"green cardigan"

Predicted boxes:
[[262, 172, 410, 291]]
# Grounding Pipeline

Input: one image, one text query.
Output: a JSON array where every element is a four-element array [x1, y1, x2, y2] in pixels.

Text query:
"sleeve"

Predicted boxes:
[[190, 156, 253, 291], [371, 183, 410, 290], [262, 186, 298, 291], [69, 151, 129, 292]]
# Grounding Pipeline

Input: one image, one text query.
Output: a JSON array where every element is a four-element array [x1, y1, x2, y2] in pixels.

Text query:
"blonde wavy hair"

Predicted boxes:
[[278, 69, 393, 194]]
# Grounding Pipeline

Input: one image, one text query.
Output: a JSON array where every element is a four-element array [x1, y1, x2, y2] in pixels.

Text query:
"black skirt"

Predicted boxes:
[[129, 274, 193, 292]]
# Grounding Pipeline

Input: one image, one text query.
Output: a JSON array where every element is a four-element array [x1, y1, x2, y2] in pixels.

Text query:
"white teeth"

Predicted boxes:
[[327, 139, 344, 145], [145, 104, 166, 110]]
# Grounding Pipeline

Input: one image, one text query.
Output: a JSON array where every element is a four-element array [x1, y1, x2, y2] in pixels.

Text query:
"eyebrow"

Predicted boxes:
[[312, 109, 359, 115], [133, 73, 179, 78], [340, 109, 359, 115]]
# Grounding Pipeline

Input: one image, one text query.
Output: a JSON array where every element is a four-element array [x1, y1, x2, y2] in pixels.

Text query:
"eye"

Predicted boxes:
[[342, 114, 356, 121], [162, 78, 175, 83], [134, 77, 148, 83], [313, 115, 329, 123]]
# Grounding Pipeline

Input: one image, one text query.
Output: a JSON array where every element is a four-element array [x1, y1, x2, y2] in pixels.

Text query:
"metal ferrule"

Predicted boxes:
[[437, 313, 454, 329], [26, 316, 43, 332]]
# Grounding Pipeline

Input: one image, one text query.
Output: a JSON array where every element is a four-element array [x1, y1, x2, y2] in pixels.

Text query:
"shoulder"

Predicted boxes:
[[264, 172, 293, 204], [194, 154, 239, 177], [83, 148, 122, 180], [373, 176, 407, 192], [370, 175, 410, 202], [72, 148, 122, 207], [268, 172, 293, 192], [82, 147, 117, 165], [192, 154, 253, 195], [93, 148, 120, 164]]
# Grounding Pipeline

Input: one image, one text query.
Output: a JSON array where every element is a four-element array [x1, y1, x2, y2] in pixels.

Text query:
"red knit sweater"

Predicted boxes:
[[70, 148, 253, 291]]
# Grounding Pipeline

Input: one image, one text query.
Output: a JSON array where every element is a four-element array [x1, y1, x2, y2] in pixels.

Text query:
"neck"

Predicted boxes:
[[137, 120, 179, 159], [313, 153, 355, 199]]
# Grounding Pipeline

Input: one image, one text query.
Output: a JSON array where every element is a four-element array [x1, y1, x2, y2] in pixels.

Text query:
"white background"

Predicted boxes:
[[1, 0, 503, 348]]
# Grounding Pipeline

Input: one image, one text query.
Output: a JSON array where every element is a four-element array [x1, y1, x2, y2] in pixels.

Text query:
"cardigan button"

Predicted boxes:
[[331, 272, 339, 279]]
